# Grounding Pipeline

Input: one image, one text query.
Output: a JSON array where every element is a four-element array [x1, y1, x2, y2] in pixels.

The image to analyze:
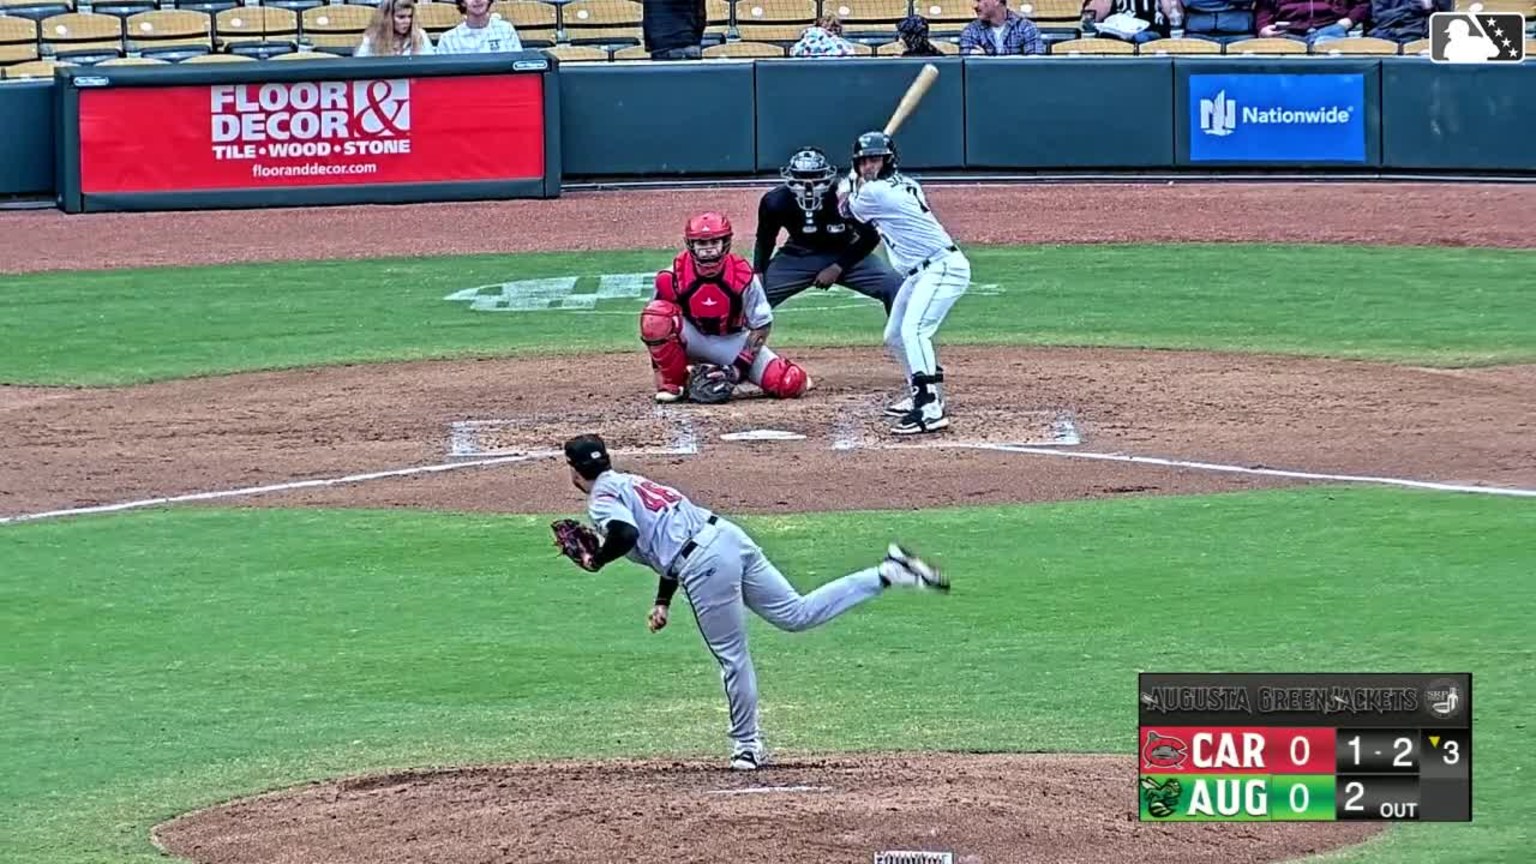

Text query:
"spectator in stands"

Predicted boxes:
[[356, 0, 436, 56], [790, 13, 858, 56], [1367, 0, 1449, 43], [643, 0, 706, 60], [959, 0, 1046, 54], [1084, 0, 1184, 44], [1181, 0, 1256, 45], [896, 14, 947, 55], [1254, 0, 1368, 47], [437, 0, 523, 53]]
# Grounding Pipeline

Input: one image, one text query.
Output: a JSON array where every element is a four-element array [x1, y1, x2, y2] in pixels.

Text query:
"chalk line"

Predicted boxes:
[[975, 444, 1536, 498], [704, 785, 830, 795]]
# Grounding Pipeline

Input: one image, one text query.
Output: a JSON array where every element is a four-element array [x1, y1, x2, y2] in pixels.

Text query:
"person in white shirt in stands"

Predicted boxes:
[[437, 0, 523, 53], [355, 0, 436, 56]]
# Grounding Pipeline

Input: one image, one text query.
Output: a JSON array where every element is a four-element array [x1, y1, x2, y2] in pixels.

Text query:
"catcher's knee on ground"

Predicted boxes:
[[640, 300, 688, 396], [758, 357, 811, 399]]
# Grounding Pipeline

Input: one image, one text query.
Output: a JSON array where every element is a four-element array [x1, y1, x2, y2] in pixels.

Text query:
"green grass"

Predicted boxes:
[[2, 487, 1532, 863], [2, 243, 1533, 385]]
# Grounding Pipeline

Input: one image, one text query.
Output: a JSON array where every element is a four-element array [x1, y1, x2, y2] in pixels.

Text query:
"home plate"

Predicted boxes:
[[705, 785, 830, 795], [720, 430, 807, 442]]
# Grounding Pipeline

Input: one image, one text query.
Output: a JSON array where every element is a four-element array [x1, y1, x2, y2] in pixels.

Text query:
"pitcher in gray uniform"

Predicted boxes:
[[561, 433, 949, 770]]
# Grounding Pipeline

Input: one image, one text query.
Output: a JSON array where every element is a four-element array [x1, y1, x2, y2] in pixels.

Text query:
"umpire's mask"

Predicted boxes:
[[781, 148, 836, 213]]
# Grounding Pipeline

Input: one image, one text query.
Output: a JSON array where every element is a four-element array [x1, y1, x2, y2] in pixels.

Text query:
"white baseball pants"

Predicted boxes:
[[671, 518, 885, 747], [884, 249, 971, 377], [681, 321, 780, 388]]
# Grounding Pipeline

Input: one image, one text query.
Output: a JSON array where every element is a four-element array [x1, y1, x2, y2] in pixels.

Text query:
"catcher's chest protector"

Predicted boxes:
[[672, 253, 751, 336]]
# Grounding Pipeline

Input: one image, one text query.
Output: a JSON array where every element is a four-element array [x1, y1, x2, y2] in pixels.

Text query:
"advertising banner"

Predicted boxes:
[[77, 73, 545, 193], [1189, 73, 1367, 163]]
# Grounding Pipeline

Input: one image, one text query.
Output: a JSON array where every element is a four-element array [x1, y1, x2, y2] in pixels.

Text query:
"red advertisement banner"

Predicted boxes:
[[78, 73, 545, 193]]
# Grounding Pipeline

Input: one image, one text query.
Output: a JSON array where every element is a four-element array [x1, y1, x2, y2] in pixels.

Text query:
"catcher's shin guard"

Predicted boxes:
[[640, 300, 688, 400], [759, 357, 811, 399]]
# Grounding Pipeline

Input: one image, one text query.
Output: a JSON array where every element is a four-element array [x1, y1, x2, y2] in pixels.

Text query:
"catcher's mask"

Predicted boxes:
[[852, 131, 898, 180], [780, 147, 836, 213], [684, 211, 733, 277], [563, 433, 611, 480]]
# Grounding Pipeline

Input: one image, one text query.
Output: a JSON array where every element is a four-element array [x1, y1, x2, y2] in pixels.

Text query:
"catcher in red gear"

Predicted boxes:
[[640, 212, 813, 403]]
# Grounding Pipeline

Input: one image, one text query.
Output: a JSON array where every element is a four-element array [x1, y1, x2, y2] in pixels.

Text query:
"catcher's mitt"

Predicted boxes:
[[551, 518, 601, 571], [686, 363, 737, 405]]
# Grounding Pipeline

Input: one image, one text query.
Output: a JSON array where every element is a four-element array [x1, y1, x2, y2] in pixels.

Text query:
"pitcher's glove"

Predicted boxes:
[[551, 519, 601, 571], [686, 363, 737, 405]]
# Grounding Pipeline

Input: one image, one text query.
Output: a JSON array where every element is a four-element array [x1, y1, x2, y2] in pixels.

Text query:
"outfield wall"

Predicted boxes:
[[3, 55, 1533, 207]]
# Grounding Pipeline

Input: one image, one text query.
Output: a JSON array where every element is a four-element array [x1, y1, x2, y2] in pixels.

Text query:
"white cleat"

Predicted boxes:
[[880, 543, 949, 592], [655, 389, 683, 403], [730, 739, 768, 770], [883, 395, 913, 418]]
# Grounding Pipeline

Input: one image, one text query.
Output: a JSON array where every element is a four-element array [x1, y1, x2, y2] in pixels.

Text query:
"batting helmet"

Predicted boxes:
[[852, 131, 898, 179], [684, 211, 733, 276], [780, 147, 837, 213]]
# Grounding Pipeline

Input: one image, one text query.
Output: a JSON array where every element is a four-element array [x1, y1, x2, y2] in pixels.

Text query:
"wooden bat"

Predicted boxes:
[[884, 64, 939, 137]]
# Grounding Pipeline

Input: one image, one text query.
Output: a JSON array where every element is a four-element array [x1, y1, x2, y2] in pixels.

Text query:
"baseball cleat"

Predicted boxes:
[[880, 543, 949, 591], [889, 407, 950, 435], [655, 389, 683, 403], [730, 739, 768, 770], [883, 395, 913, 418]]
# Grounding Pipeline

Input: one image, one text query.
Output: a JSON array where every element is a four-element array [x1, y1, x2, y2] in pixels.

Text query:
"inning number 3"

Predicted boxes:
[[636, 480, 683, 512]]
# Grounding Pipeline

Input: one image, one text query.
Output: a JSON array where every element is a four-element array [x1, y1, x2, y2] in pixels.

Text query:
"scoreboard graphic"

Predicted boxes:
[[1138, 673, 1472, 822]]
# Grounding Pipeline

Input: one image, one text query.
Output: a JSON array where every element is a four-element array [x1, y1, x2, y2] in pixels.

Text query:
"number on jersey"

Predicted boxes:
[[904, 183, 931, 213], [636, 480, 683, 512]]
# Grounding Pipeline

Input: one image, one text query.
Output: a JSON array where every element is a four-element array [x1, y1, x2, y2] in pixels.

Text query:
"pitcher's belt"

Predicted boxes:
[[669, 514, 720, 575]]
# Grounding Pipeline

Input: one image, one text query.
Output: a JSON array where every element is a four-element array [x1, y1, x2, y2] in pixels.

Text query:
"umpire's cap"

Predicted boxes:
[[564, 434, 612, 480]]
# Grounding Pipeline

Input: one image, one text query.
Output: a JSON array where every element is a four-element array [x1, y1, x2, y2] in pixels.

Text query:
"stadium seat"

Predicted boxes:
[[2, 57, 67, 77], [175, 0, 240, 12], [271, 48, 338, 59], [1051, 36, 1135, 53], [96, 54, 169, 64], [1226, 36, 1308, 53], [610, 42, 651, 59], [1023, 0, 1084, 29], [705, 0, 732, 39], [703, 38, 786, 56], [733, 0, 817, 42], [559, 0, 642, 46], [215, 6, 299, 51], [300, 4, 370, 52], [178, 50, 256, 61], [0, 16, 40, 67], [543, 43, 609, 60], [415, 2, 461, 37], [1315, 35, 1400, 54], [1139, 36, 1222, 54], [874, 36, 958, 54], [822, 0, 908, 39], [491, 1, 556, 47], [125, 10, 213, 59], [89, 0, 157, 19], [912, 1, 971, 37], [39, 12, 123, 60], [1400, 36, 1431, 55]]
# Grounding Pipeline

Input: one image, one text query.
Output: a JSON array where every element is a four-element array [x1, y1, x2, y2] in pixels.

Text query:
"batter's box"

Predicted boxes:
[[447, 407, 698, 459], [832, 405, 1082, 452]]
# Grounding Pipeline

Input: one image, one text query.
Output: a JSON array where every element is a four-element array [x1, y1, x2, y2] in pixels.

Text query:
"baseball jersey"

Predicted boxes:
[[586, 470, 715, 574], [436, 17, 523, 53], [752, 185, 880, 274], [845, 173, 956, 275]]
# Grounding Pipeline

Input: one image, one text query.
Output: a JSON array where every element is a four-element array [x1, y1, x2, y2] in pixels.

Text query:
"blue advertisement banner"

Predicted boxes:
[[1189, 73, 1367, 163]]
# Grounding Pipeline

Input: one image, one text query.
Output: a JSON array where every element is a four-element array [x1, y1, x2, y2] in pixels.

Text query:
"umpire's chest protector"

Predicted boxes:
[[672, 255, 752, 336]]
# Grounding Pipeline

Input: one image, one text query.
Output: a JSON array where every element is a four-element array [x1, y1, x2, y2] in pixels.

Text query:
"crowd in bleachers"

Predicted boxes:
[[0, 0, 1531, 78]]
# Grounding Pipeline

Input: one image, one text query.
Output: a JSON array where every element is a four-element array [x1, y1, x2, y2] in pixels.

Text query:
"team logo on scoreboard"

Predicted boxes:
[[1139, 777, 1185, 818], [1141, 731, 1190, 769], [1424, 679, 1464, 720]]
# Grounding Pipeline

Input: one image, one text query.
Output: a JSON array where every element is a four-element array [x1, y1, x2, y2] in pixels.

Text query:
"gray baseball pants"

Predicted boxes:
[[670, 517, 885, 747], [763, 250, 903, 314]]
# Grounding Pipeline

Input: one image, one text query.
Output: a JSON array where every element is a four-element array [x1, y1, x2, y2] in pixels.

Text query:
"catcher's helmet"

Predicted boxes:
[[684, 211, 732, 276], [780, 147, 836, 213], [852, 131, 898, 179]]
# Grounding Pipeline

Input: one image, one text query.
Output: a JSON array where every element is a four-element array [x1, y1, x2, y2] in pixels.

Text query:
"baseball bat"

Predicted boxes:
[[883, 64, 939, 137]]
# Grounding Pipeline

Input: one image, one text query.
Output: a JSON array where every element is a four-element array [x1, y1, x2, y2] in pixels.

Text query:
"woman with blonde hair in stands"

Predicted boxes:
[[356, 0, 436, 56]]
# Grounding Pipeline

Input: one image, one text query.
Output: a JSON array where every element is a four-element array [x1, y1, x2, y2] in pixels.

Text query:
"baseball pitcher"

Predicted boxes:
[[754, 147, 904, 315], [839, 131, 971, 435], [641, 212, 813, 404], [552, 433, 949, 770]]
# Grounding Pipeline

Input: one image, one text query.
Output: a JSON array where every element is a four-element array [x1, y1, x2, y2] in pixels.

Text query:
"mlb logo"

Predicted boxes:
[[1428, 11, 1527, 63]]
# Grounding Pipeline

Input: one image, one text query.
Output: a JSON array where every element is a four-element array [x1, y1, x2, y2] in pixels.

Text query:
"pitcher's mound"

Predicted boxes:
[[152, 752, 1383, 864]]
